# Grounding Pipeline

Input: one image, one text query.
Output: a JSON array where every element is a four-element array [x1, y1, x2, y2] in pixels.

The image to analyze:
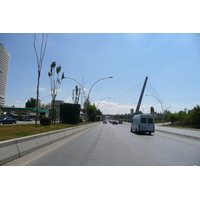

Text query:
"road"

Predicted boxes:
[[3, 122, 200, 166]]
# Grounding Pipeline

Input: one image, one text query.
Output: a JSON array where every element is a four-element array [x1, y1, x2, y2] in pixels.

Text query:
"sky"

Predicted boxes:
[[1, 33, 199, 114], [1, 1, 200, 115]]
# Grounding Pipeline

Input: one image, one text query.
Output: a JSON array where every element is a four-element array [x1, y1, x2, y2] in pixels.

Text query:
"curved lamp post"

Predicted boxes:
[[85, 77, 113, 121], [96, 97, 111, 109], [146, 94, 164, 125], [63, 76, 86, 101], [63, 76, 113, 121], [87, 77, 113, 100], [40, 95, 52, 103]]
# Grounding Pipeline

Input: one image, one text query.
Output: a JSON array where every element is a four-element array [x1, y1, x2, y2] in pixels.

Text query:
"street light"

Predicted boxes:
[[146, 94, 164, 125], [85, 77, 113, 121], [87, 77, 113, 100], [62, 76, 86, 101], [96, 97, 111, 109], [40, 95, 52, 102]]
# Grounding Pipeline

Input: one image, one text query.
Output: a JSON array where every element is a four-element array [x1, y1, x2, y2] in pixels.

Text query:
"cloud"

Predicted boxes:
[[91, 100, 171, 115], [39, 88, 46, 91], [66, 97, 73, 103]]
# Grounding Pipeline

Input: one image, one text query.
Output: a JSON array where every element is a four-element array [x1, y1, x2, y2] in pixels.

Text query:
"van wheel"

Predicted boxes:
[[135, 128, 137, 133], [149, 132, 151, 135], [130, 127, 132, 132]]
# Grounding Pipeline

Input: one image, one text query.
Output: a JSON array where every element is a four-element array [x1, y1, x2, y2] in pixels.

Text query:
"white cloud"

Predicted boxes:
[[66, 97, 73, 103], [39, 88, 46, 91], [91, 100, 172, 115]]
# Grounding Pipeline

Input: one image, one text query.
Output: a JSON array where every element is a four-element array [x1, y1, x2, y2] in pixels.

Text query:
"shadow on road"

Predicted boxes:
[[131, 131, 154, 136]]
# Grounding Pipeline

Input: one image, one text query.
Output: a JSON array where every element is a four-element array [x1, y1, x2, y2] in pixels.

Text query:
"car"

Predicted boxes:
[[112, 121, 118, 125], [118, 120, 123, 124], [0, 116, 17, 125], [103, 120, 107, 124]]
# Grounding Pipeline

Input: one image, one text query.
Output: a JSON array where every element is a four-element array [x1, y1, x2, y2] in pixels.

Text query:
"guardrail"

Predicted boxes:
[[0, 122, 99, 165]]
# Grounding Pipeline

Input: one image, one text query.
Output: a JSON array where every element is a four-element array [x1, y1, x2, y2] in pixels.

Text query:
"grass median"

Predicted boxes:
[[0, 122, 94, 142]]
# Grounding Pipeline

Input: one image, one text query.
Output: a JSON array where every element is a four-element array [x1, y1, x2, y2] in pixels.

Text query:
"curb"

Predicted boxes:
[[0, 122, 99, 165], [154, 128, 200, 141]]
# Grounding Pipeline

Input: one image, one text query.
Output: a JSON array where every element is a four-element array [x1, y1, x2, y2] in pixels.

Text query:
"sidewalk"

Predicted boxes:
[[155, 124, 200, 140]]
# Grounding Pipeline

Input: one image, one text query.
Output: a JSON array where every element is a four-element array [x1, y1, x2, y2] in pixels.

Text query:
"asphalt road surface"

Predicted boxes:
[[4, 122, 200, 166]]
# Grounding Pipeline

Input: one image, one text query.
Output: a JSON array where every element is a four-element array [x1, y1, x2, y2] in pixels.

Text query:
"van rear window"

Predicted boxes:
[[148, 118, 153, 124], [141, 118, 146, 123]]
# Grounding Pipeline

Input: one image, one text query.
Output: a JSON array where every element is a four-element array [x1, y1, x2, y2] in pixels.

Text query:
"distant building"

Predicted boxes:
[[130, 109, 134, 115], [53, 100, 64, 120], [54, 100, 64, 107], [0, 43, 11, 106]]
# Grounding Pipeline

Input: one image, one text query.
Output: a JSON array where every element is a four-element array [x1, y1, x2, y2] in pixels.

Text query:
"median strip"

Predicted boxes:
[[0, 122, 99, 165]]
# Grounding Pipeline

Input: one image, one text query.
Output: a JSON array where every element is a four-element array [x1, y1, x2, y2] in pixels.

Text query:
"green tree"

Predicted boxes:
[[189, 105, 200, 126], [25, 98, 36, 108], [168, 113, 178, 124], [177, 110, 186, 121], [82, 103, 102, 122]]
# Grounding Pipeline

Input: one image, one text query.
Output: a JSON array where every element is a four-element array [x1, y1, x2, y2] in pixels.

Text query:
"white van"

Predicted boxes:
[[130, 114, 154, 135]]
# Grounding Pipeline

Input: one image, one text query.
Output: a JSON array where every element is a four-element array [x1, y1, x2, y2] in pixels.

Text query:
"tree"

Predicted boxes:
[[25, 98, 36, 108], [177, 110, 186, 120], [82, 103, 102, 122], [48, 61, 65, 124], [72, 85, 81, 104], [168, 113, 178, 124], [33, 33, 48, 127], [189, 105, 200, 126]]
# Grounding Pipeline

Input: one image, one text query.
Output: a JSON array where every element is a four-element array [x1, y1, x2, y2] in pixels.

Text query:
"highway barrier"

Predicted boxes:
[[0, 122, 99, 165]]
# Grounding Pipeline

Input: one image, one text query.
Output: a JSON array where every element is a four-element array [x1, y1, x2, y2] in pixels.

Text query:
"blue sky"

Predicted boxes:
[[0, 33, 199, 114]]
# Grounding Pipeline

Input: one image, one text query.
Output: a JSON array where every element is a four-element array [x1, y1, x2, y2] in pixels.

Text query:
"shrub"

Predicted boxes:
[[40, 117, 51, 126]]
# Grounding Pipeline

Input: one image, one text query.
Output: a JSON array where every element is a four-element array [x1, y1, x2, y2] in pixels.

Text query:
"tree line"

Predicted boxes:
[[168, 105, 200, 128]]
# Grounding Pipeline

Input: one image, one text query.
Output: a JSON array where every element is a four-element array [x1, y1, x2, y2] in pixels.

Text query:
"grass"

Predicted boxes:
[[0, 122, 94, 142], [165, 124, 200, 129]]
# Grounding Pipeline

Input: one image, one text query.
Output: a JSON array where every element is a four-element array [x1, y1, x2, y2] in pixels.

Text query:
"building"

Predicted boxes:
[[53, 100, 64, 120], [0, 43, 11, 106], [130, 108, 134, 115], [1, 107, 49, 119]]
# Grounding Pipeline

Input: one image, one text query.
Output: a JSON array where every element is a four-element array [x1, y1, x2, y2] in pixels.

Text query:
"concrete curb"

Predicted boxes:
[[0, 140, 19, 165], [154, 128, 200, 141], [0, 122, 99, 165]]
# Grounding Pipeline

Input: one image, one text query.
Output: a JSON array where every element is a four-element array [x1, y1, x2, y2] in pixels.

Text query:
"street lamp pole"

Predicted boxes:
[[146, 94, 164, 125], [63, 77, 86, 101], [87, 77, 113, 100], [85, 77, 113, 121], [63, 76, 113, 122], [96, 97, 111, 109]]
